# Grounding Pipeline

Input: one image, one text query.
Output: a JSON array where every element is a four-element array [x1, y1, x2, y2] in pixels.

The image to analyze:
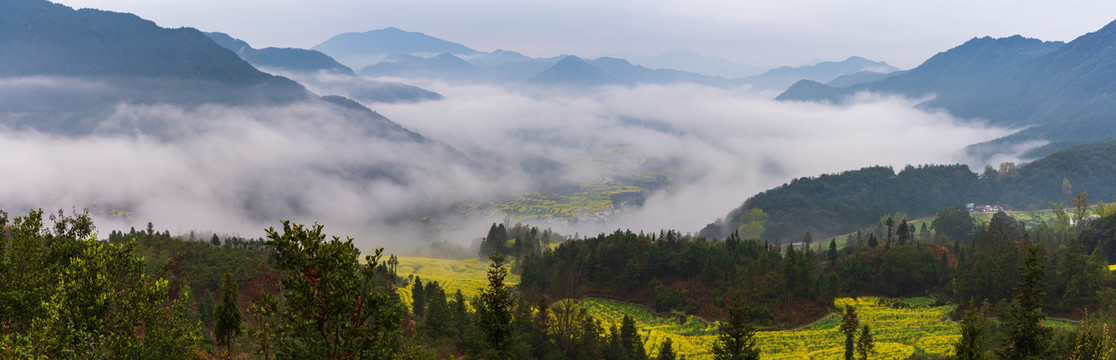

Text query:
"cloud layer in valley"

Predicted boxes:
[[372, 81, 1020, 235], [0, 77, 1022, 252]]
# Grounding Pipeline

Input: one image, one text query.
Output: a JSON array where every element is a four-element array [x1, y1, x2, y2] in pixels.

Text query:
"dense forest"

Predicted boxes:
[[703, 140, 1116, 241], [3, 200, 1116, 359]]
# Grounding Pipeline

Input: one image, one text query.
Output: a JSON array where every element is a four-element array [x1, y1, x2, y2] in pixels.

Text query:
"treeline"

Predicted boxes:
[[703, 140, 1116, 241], [521, 206, 1116, 328], [518, 229, 827, 324]]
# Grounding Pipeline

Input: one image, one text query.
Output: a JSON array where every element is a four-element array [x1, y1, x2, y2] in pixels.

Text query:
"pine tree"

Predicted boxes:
[[999, 245, 1051, 360], [411, 276, 426, 317], [214, 270, 243, 355], [479, 254, 513, 358], [828, 239, 838, 262], [955, 304, 988, 360], [657, 338, 676, 360], [897, 219, 910, 245], [856, 325, 873, 360], [840, 306, 859, 360], [620, 315, 647, 360], [711, 303, 760, 360]]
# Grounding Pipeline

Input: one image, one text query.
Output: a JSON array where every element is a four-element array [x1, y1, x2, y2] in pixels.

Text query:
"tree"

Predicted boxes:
[[657, 338, 676, 360], [997, 161, 1019, 182], [955, 304, 988, 360], [828, 239, 838, 262], [999, 245, 1051, 360], [478, 254, 513, 358], [933, 206, 976, 243], [896, 219, 910, 245], [1062, 178, 1073, 200], [804, 231, 813, 252], [711, 303, 760, 360], [1073, 191, 1091, 224], [856, 325, 874, 360], [411, 276, 426, 317], [867, 233, 878, 249], [266, 221, 401, 360], [885, 216, 895, 244], [738, 208, 769, 240], [211, 233, 221, 247], [214, 270, 244, 355], [620, 315, 647, 360], [840, 305, 860, 360]]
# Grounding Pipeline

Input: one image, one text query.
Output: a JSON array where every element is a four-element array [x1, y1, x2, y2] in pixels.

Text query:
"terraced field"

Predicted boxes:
[[580, 297, 960, 360], [392, 256, 520, 308]]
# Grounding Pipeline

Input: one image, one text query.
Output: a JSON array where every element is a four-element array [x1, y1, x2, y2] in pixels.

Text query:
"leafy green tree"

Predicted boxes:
[[711, 303, 760, 360], [1073, 191, 1091, 223], [33, 239, 201, 359], [657, 338, 676, 360], [999, 245, 1051, 360], [266, 221, 401, 360], [738, 208, 769, 240], [478, 254, 514, 358], [840, 305, 859, 360], [856, 325, 873, 360], [214, 270, 243, 355], [933, 206, 976, 244]]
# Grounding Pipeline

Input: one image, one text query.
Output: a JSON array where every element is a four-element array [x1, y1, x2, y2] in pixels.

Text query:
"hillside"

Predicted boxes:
[[701, 140, 1116, 241], [740, 56, 899, 91], [206, 32, 356, 75]]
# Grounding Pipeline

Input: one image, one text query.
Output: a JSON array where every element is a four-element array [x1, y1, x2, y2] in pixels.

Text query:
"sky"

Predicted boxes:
[[51, 0, 1116, 69]]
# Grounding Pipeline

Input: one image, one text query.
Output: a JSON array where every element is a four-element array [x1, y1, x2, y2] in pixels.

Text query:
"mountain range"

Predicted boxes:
[[204, 32, 442, 103], [777, 22, 1116, 158], [0, 0, 425, 140], [317, 28, 896, 91]]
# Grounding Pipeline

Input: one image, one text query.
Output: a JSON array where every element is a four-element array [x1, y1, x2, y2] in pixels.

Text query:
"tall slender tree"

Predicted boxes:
[[999, 245, 1051, 360], [214, 270, 243, 356], [840, 306, 860, 360]]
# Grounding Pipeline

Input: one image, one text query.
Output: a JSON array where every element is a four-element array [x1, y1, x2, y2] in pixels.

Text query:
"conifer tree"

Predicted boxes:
[[840, 306, 860, 360], [214, 270, 243, 355], [712, 303, 760, 360]]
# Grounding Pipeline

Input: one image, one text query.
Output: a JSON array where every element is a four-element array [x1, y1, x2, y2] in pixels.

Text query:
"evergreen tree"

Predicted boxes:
[[840, 306, 860, 360], [657, 338, 676, 360], [711, 304, 760, 360], [999, 245, 1051, 360], [411, 276, 426, 317], [828, 238, 838, 262], [479, 254, 513, 358], [867, 233, 878, 248], [954, 304, 987, 360], [620, 315, 647, 360], [897, 219, 910, 245], [804, 231, 813, 252], [856, 325, 873, 360], [214, 270, 243, 355]]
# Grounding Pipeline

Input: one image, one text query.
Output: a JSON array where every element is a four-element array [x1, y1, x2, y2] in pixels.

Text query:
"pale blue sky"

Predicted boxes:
[[53, 0, 1116, 69]]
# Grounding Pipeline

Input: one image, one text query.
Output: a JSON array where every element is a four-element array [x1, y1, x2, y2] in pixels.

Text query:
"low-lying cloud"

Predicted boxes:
[[0, 77, 1022, 252], [374, 82, 1019, 235]]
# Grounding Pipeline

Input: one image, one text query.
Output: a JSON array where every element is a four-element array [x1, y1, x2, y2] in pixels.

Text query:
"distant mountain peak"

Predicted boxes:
[[313, 27, 478, 68], [527, 55, 626, 87]]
